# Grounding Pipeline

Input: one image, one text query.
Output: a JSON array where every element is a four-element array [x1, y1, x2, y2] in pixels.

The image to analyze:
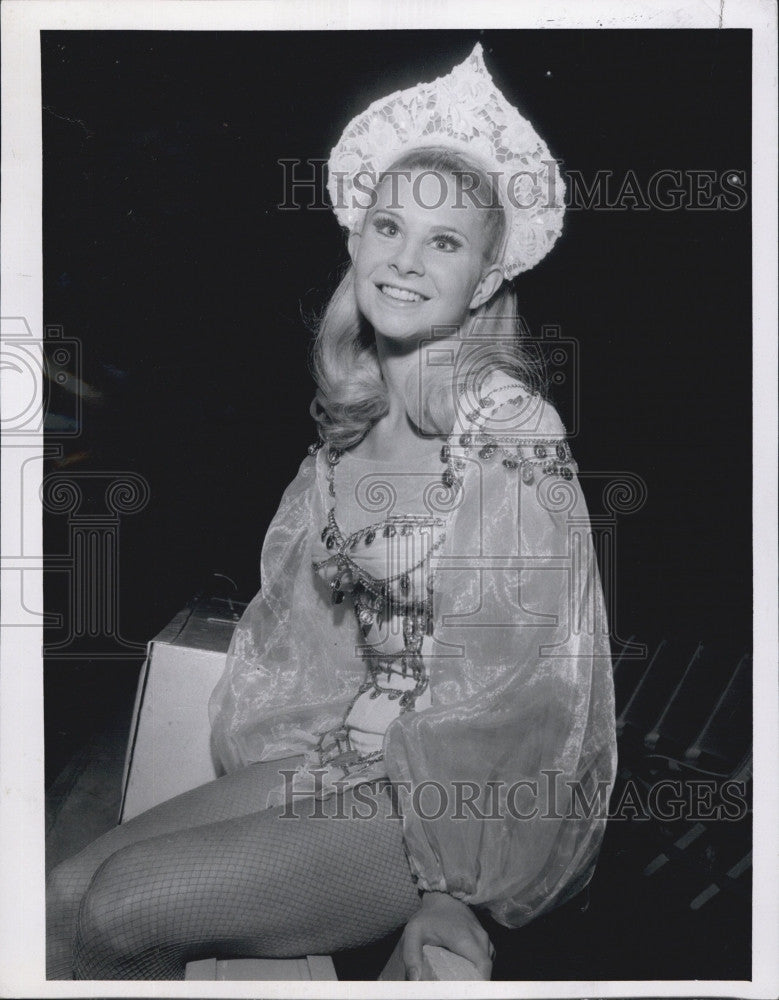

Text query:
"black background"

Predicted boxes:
[[42, 29, 752, 980]]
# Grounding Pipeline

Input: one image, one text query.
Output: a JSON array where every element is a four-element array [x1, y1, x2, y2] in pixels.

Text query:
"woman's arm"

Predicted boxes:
[[384, 391, 618, 932], [400, 892, 494, 980]]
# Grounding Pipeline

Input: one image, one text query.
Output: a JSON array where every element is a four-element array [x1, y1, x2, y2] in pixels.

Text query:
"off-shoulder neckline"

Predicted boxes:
[[337, 439, 445, 467]]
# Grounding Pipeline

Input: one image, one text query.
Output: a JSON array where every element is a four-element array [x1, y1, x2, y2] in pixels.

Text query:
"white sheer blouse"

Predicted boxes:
[[209, 375, 617, 928]]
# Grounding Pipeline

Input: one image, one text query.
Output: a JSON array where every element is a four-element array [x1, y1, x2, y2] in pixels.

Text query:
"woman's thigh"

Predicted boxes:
[[73, 783, 421, 978], [50, 755, 305, 897]]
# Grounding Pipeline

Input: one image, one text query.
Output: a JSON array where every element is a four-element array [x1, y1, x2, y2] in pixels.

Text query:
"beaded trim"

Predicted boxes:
[[306, 383, 576, 769], [452, 381, 577, 484], [311, 445, 452, 738], [314, 446, 450, 611], [315, 724, 385, 776]]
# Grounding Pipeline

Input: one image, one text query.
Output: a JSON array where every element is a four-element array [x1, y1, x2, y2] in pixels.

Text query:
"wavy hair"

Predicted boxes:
[[309, 147, 547, 449]]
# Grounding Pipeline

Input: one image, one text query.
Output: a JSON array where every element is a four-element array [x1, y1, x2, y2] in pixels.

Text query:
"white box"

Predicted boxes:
[[119, 595, 246, 822]]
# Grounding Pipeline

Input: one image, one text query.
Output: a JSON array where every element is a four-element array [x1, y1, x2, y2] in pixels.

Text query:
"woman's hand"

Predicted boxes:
[[401, 891, 494, 980]]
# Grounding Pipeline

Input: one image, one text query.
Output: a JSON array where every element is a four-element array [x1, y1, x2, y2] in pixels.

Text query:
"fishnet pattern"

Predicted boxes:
[[47, 758, 420, 980]]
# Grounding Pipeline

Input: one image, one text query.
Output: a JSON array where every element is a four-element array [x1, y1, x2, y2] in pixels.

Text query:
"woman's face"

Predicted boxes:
[[348, 168, 504, 344]]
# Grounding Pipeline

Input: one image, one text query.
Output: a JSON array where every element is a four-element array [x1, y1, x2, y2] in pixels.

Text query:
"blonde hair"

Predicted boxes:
[[309, 148, 547, 449]]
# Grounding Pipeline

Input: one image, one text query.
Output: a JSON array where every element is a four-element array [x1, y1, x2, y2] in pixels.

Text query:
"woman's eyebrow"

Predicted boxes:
[[370, 207, 403, 220]]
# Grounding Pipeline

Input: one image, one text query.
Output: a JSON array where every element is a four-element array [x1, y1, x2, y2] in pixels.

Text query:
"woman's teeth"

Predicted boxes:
[[379, 285, 424, 302]]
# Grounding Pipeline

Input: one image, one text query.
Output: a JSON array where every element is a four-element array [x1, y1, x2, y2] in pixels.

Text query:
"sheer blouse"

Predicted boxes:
[[209, 374, 617, 928]]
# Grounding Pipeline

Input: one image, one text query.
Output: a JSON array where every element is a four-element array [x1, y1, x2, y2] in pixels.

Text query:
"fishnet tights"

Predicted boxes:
[[47, 757, 420, 980]]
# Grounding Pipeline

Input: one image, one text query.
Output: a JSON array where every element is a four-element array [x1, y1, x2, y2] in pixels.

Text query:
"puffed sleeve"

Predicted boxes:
[[383, 391, 617, 928], [209, 448, 367, 771]]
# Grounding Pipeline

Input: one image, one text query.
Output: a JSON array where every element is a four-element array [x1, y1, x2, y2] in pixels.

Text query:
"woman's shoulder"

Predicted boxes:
[[271, 444, 321, 512], [449, 370, 569, 443], [447, 373, 576, 484]]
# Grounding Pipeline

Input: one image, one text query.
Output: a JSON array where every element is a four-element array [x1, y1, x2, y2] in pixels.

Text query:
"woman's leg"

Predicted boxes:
[[46, 755, 304, 979], [71, 783, 420, 980]]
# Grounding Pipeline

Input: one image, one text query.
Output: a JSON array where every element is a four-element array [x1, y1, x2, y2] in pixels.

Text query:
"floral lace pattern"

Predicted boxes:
[[327, 43, 566, 278]]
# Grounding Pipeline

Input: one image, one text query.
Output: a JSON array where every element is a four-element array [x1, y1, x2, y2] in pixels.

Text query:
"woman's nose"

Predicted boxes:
[[390, 238, 425, 276]]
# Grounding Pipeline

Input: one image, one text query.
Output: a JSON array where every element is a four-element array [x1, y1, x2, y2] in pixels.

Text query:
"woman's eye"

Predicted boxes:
[[374, 218, 399, 237], [432, 235, 461, 252]]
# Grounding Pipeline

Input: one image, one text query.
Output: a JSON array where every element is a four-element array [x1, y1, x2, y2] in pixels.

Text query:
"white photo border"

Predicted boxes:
[[1, 1, 776, 997]]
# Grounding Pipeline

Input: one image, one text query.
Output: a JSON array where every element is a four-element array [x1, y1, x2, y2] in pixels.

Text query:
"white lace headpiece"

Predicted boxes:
[[327, 43, 566, 279]]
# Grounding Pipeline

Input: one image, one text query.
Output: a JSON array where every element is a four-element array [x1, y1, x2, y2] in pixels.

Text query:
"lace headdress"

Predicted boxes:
[[327, 43, 566, 278]]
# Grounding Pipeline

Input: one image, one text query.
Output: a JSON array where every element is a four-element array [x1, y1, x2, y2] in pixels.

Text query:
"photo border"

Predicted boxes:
[[2, 1, 776, 997]]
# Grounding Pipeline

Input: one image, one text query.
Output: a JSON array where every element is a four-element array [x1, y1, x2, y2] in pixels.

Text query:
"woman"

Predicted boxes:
[[46, 44, 616, 980]]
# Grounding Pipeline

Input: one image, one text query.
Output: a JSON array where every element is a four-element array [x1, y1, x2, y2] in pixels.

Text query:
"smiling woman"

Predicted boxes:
[[352, 163, 503, 335], [310, 147, 542, 455], [46, 43, 617, 982]]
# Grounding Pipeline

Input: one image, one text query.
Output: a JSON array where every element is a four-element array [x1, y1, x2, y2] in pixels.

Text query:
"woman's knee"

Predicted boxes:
[[72, 843, 153, 974], [47, 855, 93, 921]]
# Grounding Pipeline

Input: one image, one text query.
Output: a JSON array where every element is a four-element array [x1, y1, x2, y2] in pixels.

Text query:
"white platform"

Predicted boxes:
[[185, 955, 338, 981], [119, 595, 245, 822]]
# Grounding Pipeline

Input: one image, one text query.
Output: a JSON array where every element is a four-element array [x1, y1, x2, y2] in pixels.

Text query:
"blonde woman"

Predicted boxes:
[[46, 45, 616, 981]]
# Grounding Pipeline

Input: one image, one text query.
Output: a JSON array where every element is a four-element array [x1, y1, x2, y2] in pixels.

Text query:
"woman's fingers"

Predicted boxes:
[[453, 929, 493, 979], [417, 927, 493, 979], [401, 923, 424, 981]]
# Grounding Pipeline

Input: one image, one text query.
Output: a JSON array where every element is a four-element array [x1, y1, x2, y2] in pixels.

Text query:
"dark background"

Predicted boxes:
[[42, 29, 752, 980]]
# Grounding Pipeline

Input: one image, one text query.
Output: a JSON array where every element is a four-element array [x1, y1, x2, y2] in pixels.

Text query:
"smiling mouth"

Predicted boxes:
[[378, 284, 428, 303]]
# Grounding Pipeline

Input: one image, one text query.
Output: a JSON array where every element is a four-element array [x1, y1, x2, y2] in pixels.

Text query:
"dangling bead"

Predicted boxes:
[[440, 444, 450, 464], [442, 468, 455, 488], [556, 443, 567, 461], [364, 530, 375, 546], [332, 589, 344, 605], [561, 466, 573, 480], [521, 463, 535, 485], [502, 457, 518, 469], [479, 443, 497, 460], [326, 534, 336, 550], [399, 574, 410, 592], [383, 524, 396, 537], [459, 433, 472, 447]]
